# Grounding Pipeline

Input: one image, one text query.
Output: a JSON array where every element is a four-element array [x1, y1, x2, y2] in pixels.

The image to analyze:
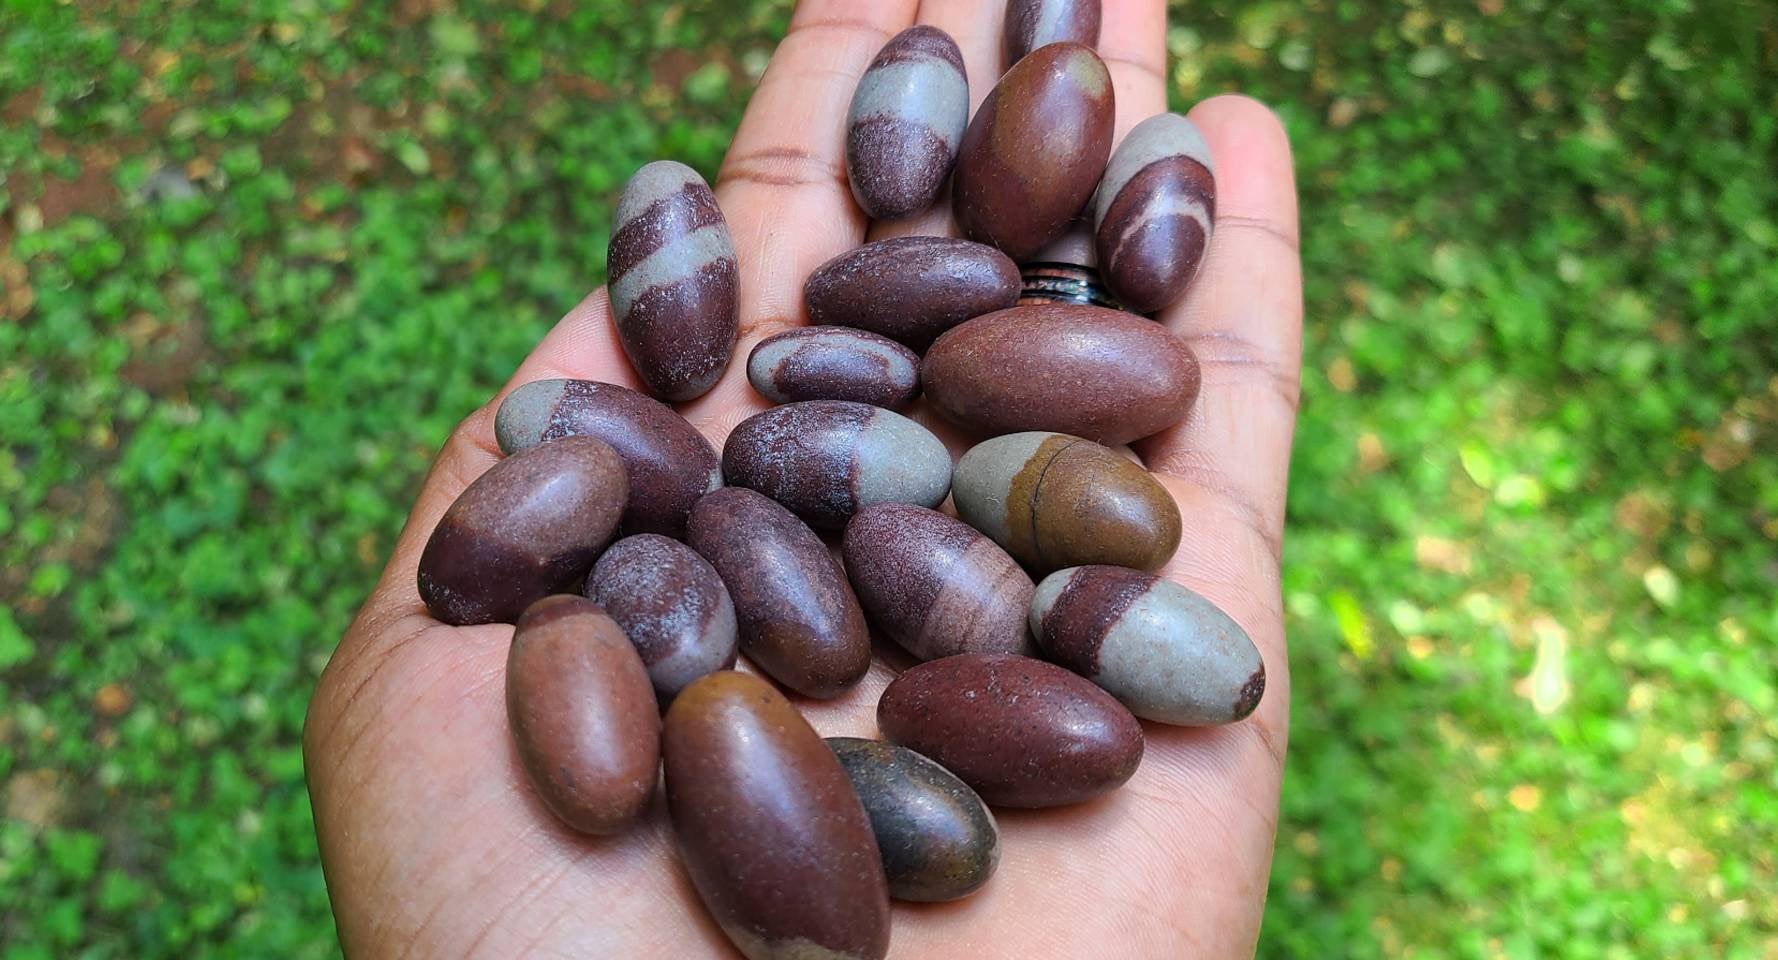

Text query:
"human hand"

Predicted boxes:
[[304, 0, 1301, 955]]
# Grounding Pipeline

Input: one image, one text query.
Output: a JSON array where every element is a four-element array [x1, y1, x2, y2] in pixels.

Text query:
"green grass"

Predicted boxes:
[[1, 0, 1773, 956]]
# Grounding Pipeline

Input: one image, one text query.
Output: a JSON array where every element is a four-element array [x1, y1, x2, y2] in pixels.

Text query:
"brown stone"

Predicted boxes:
[[684, 488, 871, 698], [922, 303, 1201, 445], [1094, 112, 1217, 313], [665, 672, 890, 960], [846, 26, 968, 220], [803, 236, 1020, 350], [827, 737, 1000, 902], [505, 595, 660, 835], [586, 534, 738, 703], [746, 326, 920, 410], [841, 503, 1035, 660], [1003, 0, 1102, 67], [417, 436, 628, 626], [952, 43, 1113, 259], [876, 653, 1143, 808]]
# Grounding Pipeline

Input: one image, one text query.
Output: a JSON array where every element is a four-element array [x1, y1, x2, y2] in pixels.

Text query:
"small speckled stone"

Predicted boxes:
[[1003, 0, 1101, 67], [846, 26, 969, 220], [665, 673, 890, 960], [826, 737, 1000, 902], [841, 503, 1035, 661], [746, 327, 920, 410], [586, 534, 738, 703], [417, 436, 628, 626], [722, 401, 952, 531], [685, 488, 870, 698], [953, 43, 1114, 259], [952, 432, 1181, 573], [1094, 112, 1217, 313], [877, 653, 1143, 808], [506, 595, 659, 835], [803, 236, 1021, 349], [494, 379, 722, 537], [922, 303, 1201, 445], [608, 160, 738, 401], [1032, 566, 1266, 725]]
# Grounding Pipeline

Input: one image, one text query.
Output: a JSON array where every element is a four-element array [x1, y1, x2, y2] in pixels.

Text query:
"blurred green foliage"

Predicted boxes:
[[0, 0, 1773, 957]]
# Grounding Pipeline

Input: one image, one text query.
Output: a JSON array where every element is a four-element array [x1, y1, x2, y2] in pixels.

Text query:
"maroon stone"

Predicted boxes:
[[506, 595, 659, 835], [921, 303, 1201, 445], [665, 672, 890, 960], [1003, 0, 1102, 67], [417, 436, 628, 626], [841, 504, 1035, 661], [952, 43, 1114, 259], [586, 534, 738, 703], [803, 236, 1021, 350], [876, 653, 1144, 808], [684, 488, 870, 698], [494, 378, 721, 537], [846, 26, 969, 220], [746, 326, 920, 410]]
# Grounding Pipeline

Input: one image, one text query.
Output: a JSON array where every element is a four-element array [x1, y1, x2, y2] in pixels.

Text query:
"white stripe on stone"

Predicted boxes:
[[1094, 112, 1214, 226]]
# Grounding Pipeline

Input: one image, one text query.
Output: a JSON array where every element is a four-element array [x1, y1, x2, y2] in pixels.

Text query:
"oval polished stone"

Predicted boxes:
[[827, 737, 1000, 902], [746, 327, 920, 410], [922, 303, 1200, 444], [952, 43, 1113, 259], [586, 534, 738, 702], [1032, 566, 1266, 726], [841, 503, 1035, 661], [417, 436, 628, 626], [1094, 112, 1217, 314], [506, 595, 659, 835], [1004, 0, 1102, 67], [665, 673, 890, 960], [722, 401, 952, 531], [804, 236, 1021, 349], [877, 653, 1143, 808], [494, 379, 722, 537], [846, 26, 968, 220], [952, 432, 1181, 573], [685, 488, 871, 698], [608, 160, 738, 402]]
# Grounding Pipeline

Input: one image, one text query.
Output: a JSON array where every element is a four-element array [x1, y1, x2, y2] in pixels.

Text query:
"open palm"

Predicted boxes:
[[304, 0, 1301, 955]]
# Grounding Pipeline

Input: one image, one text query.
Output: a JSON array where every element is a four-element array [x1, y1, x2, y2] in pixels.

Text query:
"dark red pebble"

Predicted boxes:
[[417, 436, 627, 626], [586, 534, 738, 703], [746, 326, 921, 410], [1003, 0, 1102, 67], [803, 236, 1021, 350]]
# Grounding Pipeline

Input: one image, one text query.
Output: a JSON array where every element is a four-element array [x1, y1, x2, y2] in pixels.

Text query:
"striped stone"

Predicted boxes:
[[846, 26, 969, 220], [1093, 112, 1217, 314], [1003, 0, 1101, 68], [608, 160, 738, 401]]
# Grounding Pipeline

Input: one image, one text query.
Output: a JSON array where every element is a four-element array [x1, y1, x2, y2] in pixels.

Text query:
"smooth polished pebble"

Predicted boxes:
[[841, 503, 1036, 661], [417, 436, 627, 626], [585, 534, 738, 703], [952, 42, 1114, 259], [803, 236, 1021, 349], [608, 160, 737, 401], [952, 432, 1181, 573], [827, 737, 1000, 902], [1094, 112, 1217, 313], [665, 673, 890, 960], [921, 303, 1201, 445], [1003, 0, 1101, 67], [746, 326, 921, 410], [685, 488, 871, 698], [494, 378, 722, 537], [721, 401, 952, 531], [505, 595, 659, 835], [1032, 565, 1267, 725], [877, 653, 1144, 808], [846, 25, 969, 220]]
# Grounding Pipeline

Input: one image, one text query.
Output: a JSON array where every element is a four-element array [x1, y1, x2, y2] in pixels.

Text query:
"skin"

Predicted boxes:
[[303, 1, 1301, 957]]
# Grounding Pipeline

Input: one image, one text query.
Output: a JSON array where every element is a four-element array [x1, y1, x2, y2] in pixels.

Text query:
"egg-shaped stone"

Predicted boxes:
[[827, 737, 1000, 902], [951, 431, 1181, 573], [841, 503, 1035, 661], [1094, 112, 1217, 314], [846, 25, 969, 220], [922, 303, 1200, 445], [722, 400, 952, 531], [952, 42, 1114, 259], [494, 378, 721, 537], [417, 436, 628, 626], [803, 236, 1021, 349], [746, 326, 920, 410], [586, 534, 738, 703], [1031, 565, 1266, 725], [608, 160, 738, 402]]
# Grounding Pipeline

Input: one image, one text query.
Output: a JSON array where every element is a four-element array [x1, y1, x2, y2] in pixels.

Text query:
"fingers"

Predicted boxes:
[[1140, 95, 1302, 552], [1099, 0, 1169, 144]]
